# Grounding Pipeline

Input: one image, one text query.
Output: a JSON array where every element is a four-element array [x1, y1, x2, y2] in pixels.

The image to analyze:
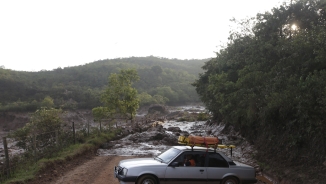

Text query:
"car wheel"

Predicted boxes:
[[137, 175, 157, 184], [221, 176, 238, 184]]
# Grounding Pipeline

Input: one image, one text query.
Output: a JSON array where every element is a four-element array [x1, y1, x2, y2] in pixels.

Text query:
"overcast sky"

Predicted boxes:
[[0, 0, 285, 71]]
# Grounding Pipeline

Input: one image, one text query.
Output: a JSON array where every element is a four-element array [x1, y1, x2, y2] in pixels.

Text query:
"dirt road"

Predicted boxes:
[[53, 155, 137, 184], [50, 156, 120, 184], [29, 155, 136, 184], [44, 155, 268, 184]]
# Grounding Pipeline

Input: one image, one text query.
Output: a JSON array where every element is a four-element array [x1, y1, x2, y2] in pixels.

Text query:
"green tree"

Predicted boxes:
[[92, 106, 108, 131], [100, 69, 140, 122], [41, 96, 54, 108], [138, 92, 154, 106], [153, 86, 178, 102], [12, 108, 63, 150], [194, 0, 326, 181], [151, 65, 163, 74], [152, 94, 169, 104]]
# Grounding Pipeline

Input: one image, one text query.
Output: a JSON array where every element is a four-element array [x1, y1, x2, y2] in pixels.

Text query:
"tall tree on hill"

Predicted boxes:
[[99, 69, 140, 123]]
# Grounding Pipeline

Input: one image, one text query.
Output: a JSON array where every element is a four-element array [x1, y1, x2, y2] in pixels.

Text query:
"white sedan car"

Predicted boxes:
[[114, 146, 257, 184]]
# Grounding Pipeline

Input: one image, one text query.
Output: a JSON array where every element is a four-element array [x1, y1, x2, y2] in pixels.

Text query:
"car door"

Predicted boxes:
[[206, 152, 230, 183], [164, 151, 207, 184]]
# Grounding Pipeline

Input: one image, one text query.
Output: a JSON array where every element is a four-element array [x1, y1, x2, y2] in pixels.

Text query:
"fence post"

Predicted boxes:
[[72, 121, 75, 144], [33, 134, 37, 161], [87, 121, 90, 136], [3, 137, 10, 177], [55, 130, 59, 146], [100, 120, 102, 133]]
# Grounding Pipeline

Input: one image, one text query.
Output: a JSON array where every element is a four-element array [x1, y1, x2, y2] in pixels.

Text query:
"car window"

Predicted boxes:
[[171, 152, 206, 167], [218, 152, 236, 165], [193, 153, 206, 167], [208, 153, 229, 167], [156, 148, 181, 163]]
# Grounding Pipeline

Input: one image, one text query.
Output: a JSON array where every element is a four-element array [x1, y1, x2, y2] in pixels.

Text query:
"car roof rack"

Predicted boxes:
[[178, 135, 236, 157]]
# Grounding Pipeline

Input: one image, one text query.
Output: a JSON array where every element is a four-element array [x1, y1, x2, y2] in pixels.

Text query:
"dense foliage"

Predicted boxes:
[[0, 57, 206, 111], [12, 108, 64, 151], [93, 69, 140, 126], [194, 0, 326, 181]]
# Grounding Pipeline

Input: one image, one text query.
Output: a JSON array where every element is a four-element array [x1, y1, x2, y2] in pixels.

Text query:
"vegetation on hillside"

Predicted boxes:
[[194, 0, 326, 182], [2, 108, 120, 183], [0, 57, 207, 111]]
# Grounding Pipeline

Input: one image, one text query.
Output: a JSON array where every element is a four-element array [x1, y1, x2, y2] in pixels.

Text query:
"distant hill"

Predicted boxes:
[[0, 56, 209, 111]]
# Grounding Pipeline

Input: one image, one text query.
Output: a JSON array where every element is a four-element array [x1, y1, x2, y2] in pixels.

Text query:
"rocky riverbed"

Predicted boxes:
[[98, 120, 260, 168]]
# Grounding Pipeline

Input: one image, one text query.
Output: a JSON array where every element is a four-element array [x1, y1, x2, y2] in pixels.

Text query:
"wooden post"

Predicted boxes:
[[100, 120, 102, 133], [87, 121, 90, 136], [3, 137, 10, 177], [72, 122, 75, 144], [55, 130, 59, 146], [33, 135, 36, 150], [33, 134, 37, 160], [230, 147, 233, 158]]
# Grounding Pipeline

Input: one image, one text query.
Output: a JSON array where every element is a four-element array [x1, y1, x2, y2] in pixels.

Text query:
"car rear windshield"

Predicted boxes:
[[157, 148, 181, 163]]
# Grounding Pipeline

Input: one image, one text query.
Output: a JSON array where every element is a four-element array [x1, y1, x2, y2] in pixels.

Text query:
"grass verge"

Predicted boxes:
[[3, 130, 119, 184]]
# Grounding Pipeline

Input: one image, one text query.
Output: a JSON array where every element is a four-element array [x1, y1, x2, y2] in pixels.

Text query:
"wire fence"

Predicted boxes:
[[0, 122, 100, 183]]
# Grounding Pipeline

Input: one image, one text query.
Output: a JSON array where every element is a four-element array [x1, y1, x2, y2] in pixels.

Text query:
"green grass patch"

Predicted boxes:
[[3, 130, 118, 184]]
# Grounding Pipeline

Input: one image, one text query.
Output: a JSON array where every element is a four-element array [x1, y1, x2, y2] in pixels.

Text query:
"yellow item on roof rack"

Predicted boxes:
[[217, 144, 236, 149], [178, 135, 235, 149]]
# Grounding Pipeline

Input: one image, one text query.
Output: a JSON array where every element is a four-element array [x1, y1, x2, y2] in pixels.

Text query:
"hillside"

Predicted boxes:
[[0, 56, 208, 111]]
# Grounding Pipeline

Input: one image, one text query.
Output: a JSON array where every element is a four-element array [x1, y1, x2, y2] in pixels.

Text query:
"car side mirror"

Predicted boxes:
[[170, 162, 179, 167]]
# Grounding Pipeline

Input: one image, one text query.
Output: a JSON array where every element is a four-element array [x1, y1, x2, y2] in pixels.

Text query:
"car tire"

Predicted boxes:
[[221, 176, 239, 184], [137, 175, 158, 184]]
